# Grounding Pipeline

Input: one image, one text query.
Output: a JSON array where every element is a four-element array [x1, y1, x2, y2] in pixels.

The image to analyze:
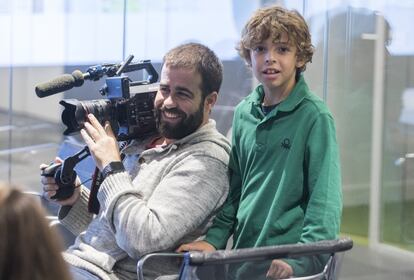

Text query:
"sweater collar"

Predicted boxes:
[[122, 119, 230, 156]]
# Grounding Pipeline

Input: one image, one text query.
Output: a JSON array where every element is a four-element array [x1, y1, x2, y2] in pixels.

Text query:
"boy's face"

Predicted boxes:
[[249, 33, 305, 97]]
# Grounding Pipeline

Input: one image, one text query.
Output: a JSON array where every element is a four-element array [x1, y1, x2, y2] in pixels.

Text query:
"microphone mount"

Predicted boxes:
[[34, 55, 159, 98]]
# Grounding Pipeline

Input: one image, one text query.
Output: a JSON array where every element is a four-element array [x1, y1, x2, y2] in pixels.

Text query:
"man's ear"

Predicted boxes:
[[204, 91, 218, 113]]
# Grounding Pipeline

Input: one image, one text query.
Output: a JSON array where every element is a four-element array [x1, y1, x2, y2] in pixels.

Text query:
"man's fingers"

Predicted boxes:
[[41, 175, 56, 184], [54, 157, 63, 163], [87, 114, 106, 135], [42, 184, 59, 192], [83, 115, 114, 144], [45, 190, 57, 199], [41, 157, 63, 171], [84, 121, 101, 141], [39, 163, 49, 170], [81, 128, 95, 147], [104, 121, 116, 139]]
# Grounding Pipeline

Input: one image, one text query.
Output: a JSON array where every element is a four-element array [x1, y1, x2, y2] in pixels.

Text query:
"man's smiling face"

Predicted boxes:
[[154, 65, 205, 141]]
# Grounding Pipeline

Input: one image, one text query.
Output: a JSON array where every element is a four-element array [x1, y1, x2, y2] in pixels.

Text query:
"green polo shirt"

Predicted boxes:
[[205, 76, 342, 277]]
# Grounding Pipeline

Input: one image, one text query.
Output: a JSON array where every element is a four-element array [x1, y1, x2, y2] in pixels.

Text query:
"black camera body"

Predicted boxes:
[[60, 77, 159, 141], [58, 59, 159, 141]]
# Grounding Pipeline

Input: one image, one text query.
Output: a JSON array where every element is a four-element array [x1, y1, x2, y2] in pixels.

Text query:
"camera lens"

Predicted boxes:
[[60, 99, 112, 135]]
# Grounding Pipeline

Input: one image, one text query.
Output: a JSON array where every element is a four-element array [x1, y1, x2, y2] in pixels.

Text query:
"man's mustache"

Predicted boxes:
[[159, 107, 186, 118]]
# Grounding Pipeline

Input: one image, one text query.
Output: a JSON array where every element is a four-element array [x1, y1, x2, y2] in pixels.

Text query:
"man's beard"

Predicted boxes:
[[155, 100, 204, 140]]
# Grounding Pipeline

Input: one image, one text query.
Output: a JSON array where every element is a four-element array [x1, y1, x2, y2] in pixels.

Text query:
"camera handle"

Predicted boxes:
[[116, 54, 134, 76], [85, 54, 158, 84], [42, 146, 91, 200], [60, 146, 91, 184]]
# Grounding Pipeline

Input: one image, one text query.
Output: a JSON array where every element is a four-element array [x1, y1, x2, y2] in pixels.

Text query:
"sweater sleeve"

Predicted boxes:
[[204, 147, 241, 249], [286, 113, 343, 276], [204, 116, 242, 249], [58, 186, 94, 236], [97, 153, 229, 259]]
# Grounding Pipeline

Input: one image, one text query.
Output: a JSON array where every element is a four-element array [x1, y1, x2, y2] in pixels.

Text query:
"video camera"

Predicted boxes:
[[37, 55, 159, 202], [35, 54, 159, 141]]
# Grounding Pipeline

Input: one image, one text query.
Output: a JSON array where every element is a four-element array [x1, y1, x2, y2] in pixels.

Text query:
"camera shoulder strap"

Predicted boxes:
[[88, 141, 128, 214]]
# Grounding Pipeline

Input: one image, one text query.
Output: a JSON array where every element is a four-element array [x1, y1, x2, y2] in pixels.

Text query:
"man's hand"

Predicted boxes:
[[40, 157, 81, 206], [266, 259, 293, 279], [176, 240, 216, 252], [80, 114, 121, 171]]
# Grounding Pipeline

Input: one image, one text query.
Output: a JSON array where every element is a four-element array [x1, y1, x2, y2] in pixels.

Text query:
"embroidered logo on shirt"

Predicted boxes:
[[281, 138, 291, 150]]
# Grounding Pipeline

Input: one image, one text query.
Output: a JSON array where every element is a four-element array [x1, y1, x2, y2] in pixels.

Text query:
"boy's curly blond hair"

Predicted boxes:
[[237, 5, 314, 72]]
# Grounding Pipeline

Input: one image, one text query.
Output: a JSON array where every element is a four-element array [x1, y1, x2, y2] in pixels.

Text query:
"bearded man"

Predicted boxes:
[[41, 43, 230, 280]]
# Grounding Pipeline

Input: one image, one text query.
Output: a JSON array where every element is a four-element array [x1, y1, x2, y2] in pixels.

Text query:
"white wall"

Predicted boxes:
[[0, 66, 64, 123]]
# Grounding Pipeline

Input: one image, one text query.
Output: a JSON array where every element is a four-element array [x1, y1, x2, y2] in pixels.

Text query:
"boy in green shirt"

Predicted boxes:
[[178, 5, 342, 279]]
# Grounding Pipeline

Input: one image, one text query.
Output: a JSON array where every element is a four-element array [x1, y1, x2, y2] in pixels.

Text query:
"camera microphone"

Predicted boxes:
[[35, 70, 86, 98]]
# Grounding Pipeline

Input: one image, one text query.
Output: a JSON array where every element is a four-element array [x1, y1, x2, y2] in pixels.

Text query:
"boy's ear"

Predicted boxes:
[[296, 57, 306, 69]]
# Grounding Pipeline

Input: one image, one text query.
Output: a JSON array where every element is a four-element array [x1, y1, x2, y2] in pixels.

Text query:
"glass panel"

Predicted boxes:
[[381, 2, 414, 252], [0, 68, 12, 183], [0, 0, 125, 194], [303, 0, 414, 252], [124, 0, 240, 61], [304, 3, 378, 241]]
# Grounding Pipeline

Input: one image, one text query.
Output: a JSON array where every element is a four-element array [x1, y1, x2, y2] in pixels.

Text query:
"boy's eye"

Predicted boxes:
[[277, 46, 290, 53], [253, 46, 265, 52]]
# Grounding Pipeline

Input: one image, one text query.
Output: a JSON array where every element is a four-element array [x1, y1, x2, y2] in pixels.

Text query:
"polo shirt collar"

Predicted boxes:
[[248, 75, 309, 113]]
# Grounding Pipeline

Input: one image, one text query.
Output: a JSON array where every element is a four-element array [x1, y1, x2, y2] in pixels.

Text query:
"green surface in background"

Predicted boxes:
[[341, 201, 414, 251]]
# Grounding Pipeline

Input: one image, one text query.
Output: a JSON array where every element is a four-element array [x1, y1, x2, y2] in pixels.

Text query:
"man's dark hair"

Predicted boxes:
[[163, 42, 223, 99]]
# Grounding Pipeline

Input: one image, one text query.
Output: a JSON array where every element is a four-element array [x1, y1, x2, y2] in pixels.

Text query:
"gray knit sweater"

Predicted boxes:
[[58, 120, 230, 280]]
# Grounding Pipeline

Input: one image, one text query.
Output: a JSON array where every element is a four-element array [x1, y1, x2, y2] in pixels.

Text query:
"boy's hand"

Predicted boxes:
[[266, 259, 293, 279], [176, 240, 216, 252]]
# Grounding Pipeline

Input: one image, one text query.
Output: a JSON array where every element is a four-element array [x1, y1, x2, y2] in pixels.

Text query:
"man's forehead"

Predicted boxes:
[[161, 65, 196, 76], [162, 63, 196, 72], [162, 65, 200, 78], [159, 65, 202, 91]]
